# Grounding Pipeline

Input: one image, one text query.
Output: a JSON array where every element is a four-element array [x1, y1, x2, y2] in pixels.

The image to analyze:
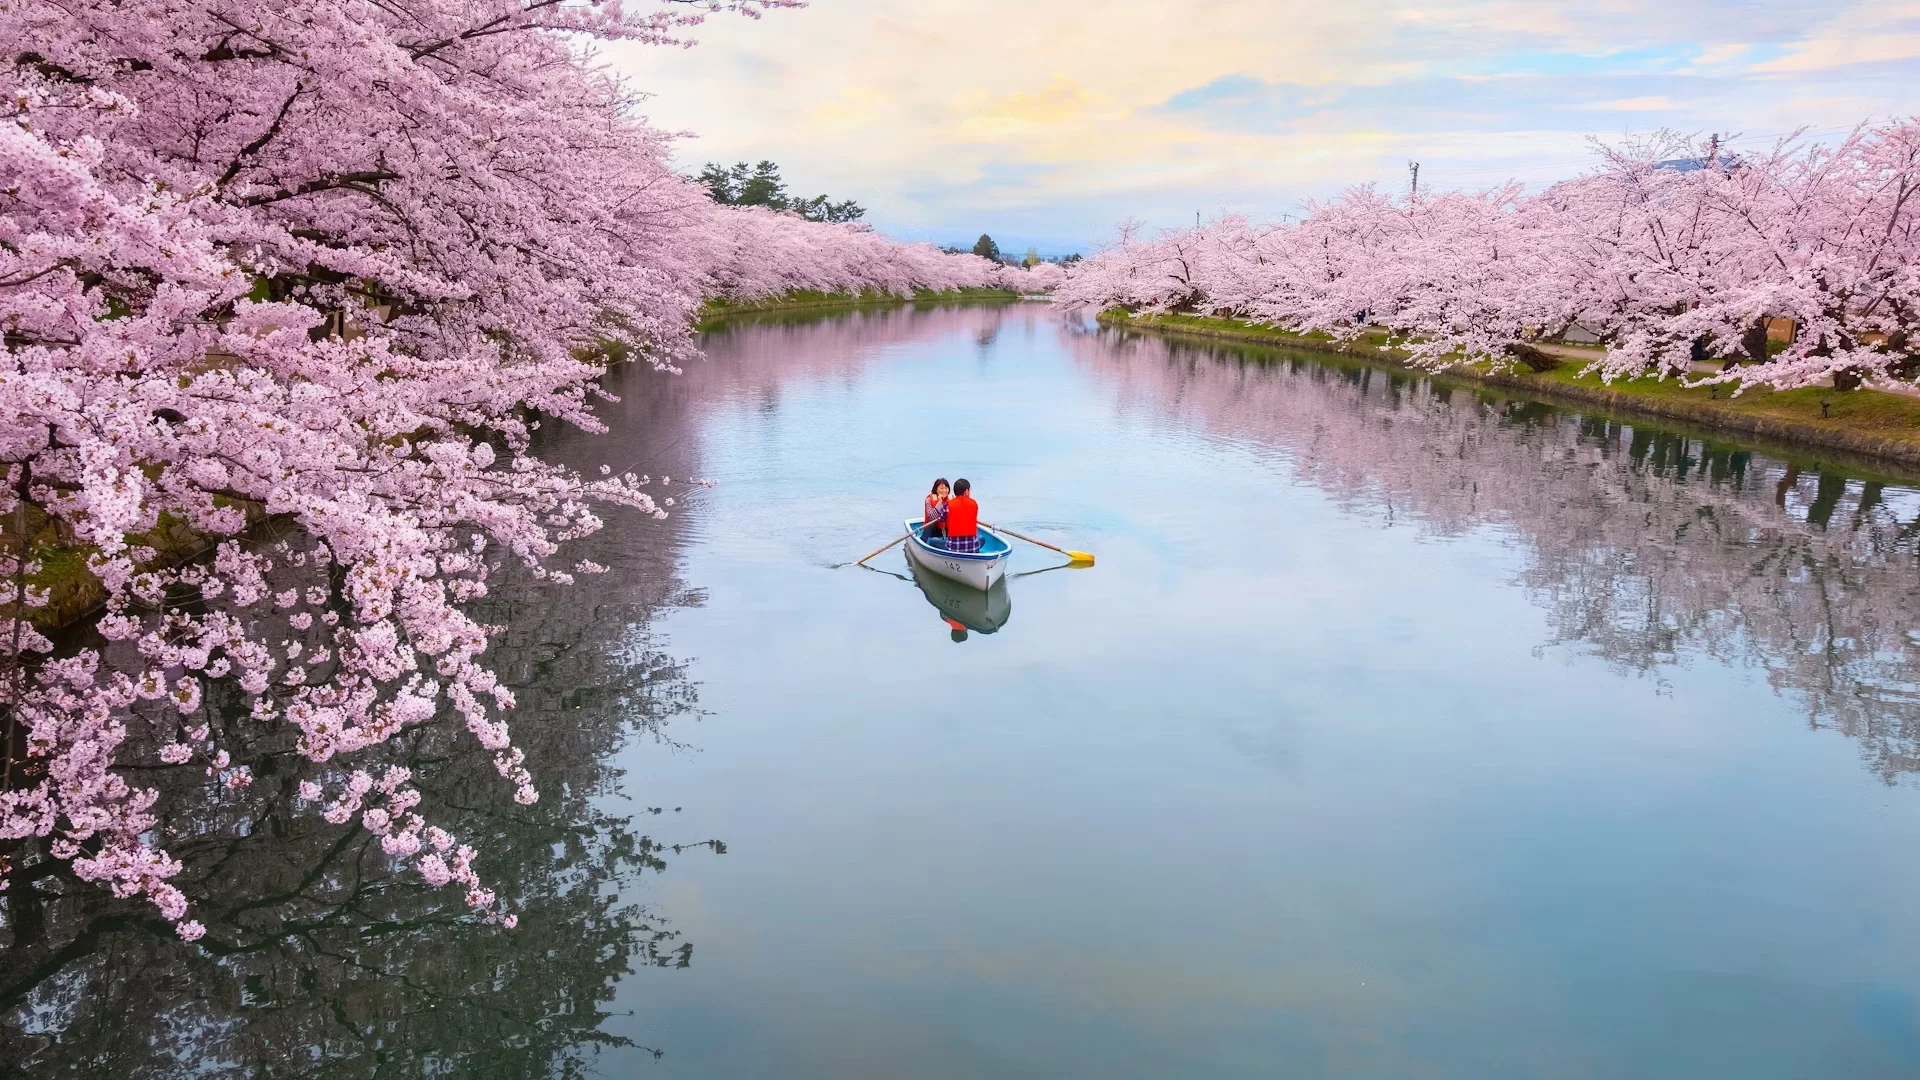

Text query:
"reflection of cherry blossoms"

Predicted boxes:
[[4, 314, 715, 1071], [3, 485, 712, 1072], [1078, 330, 1920, 780]]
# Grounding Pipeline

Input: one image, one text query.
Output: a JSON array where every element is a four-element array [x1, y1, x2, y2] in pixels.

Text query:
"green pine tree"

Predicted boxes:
[[697, 160, 864, 223]]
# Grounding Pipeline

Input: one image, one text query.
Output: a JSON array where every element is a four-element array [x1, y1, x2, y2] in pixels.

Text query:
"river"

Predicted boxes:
[[6, 301, 1920, 1078]]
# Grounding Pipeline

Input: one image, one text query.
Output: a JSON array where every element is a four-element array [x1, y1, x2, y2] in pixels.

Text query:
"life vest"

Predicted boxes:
[[945, 495, 978, 537]]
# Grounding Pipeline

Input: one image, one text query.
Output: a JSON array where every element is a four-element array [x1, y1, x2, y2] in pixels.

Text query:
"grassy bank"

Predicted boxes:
[[1101, 311, 1920, 471], [697, 286, 1020, 327], [5, 501, 278, 630]]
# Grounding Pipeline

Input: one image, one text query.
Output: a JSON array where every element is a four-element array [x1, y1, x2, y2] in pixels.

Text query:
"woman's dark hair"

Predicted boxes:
[[953, 478, 970, 496], [930, 477, 950, 494]]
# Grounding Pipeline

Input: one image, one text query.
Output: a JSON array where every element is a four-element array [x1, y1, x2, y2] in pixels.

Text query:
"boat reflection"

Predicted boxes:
[[908, 556, 1012, 641]]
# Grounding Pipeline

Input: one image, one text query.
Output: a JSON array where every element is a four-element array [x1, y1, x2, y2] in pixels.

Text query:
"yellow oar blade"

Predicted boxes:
[[1066, 550, 1095, 565]]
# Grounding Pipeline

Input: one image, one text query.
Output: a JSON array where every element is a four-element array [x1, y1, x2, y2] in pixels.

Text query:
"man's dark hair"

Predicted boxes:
[[953, 478, 970, 496]]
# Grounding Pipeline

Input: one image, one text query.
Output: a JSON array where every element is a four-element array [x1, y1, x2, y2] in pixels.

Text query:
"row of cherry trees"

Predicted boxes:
[[704, 204, 1064, 299], [0, 0, 1045, 936], [1057, 121, 1920, 392]]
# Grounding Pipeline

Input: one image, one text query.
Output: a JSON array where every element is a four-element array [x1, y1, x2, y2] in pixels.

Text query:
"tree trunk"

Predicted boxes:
[[1504, 342, 1560, 372], [1816, 333, 1864, 390], [1886, 332, 1917, 380], [1736, 317, 1770, 370]]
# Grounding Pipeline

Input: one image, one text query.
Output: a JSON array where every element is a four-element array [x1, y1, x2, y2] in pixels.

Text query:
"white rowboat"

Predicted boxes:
[[902, 519, 1011, 590]]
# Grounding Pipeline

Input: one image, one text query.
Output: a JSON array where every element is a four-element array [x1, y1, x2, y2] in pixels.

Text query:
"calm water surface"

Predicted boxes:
[[8, 302, 1920, 1077]]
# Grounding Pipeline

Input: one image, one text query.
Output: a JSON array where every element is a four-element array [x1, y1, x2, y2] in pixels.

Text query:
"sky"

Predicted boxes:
[[609, 0, 1920, 256]]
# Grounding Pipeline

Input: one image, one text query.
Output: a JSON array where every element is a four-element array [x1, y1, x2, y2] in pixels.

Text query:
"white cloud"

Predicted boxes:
[[1752, 0, 1920, 72], [608, 0, 1920, 250]]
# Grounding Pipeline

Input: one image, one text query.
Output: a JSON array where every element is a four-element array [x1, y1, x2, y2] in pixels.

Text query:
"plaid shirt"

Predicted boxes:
[[945, 533, 982, 553], [924, 494, 947, 524]]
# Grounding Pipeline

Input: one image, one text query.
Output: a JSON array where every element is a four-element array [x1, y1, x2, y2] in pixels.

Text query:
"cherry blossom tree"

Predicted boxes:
[[1016, 261, 1069, 292], [0, 0, 1001, 937], [1636, 123, 1920, 392], [702, 205, 1001, 300]]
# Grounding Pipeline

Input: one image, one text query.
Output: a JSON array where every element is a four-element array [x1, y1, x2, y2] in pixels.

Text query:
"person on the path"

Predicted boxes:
[[944, 478, 980, 552], [922, 478, 950, 540]]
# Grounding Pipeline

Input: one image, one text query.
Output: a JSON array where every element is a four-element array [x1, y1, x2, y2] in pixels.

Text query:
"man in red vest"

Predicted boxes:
[[944, 477, 980, 552]]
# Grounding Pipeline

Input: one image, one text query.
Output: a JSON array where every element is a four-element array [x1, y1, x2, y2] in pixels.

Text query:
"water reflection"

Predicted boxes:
[[2, 404, 710, 1077], [909, 560, 1013, 640], [13, 302, 1920, 1077], [1082, 327, 1920, 782]]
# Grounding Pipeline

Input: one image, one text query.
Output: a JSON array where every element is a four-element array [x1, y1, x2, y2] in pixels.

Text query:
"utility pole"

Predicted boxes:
[[1408, 160, 1420, 200], [1195, 211, 1201, 227]]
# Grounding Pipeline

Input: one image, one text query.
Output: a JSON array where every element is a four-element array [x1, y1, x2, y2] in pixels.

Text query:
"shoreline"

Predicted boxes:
[[1099, 311, 1920, 477], [697, 287, 1022, 326]]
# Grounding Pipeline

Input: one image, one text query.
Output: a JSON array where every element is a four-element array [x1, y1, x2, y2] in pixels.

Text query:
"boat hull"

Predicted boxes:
[[903, 519, 1010, 590]]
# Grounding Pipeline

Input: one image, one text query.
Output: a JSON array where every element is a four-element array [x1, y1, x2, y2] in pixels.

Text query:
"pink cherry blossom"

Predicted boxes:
[[381, 828, 423, 857], [1058, 122, 1920, 393], [417, 854, 453, 888]]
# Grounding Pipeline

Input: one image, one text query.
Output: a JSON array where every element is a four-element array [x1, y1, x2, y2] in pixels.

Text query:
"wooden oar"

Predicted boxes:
[[854, 533, 909, 566], [982, 522, 1094, 565]]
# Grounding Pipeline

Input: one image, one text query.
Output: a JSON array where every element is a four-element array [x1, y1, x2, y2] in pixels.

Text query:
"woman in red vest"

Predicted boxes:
[[944, 478, 979, 552], [922, 478, 950, 539]]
